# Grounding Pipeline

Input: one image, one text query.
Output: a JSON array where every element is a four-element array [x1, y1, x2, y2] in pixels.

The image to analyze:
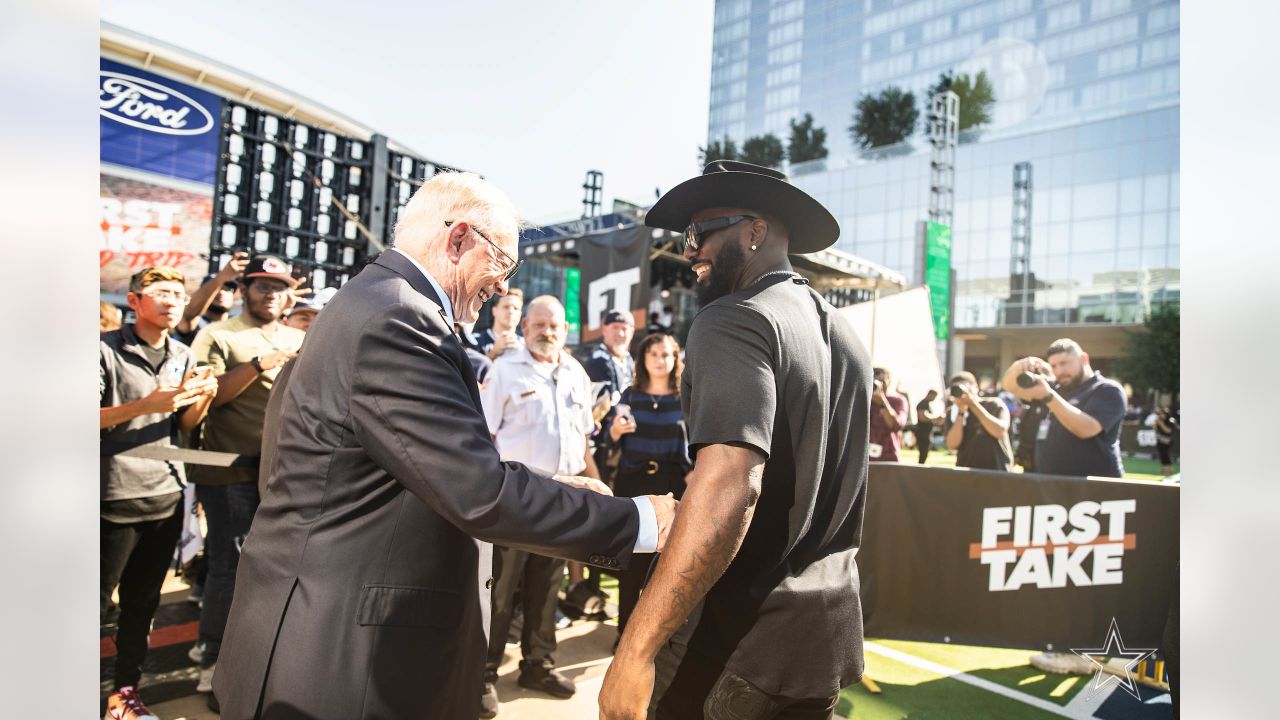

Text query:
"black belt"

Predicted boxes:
[[621, 459, 686, 477]]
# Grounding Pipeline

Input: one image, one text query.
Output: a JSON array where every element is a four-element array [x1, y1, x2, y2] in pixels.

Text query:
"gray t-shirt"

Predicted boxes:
[[679, 274, 872, 698]]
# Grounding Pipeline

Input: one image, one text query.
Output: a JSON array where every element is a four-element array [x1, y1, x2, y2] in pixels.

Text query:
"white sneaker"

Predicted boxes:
[[187, 641, 205, 664], [196, 664, 215, 693]]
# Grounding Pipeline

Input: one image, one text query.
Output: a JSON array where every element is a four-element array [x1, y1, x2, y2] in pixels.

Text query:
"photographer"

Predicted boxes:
[[1001, 338, 1126, 478], [869, 367, 908, 462], [944, 372, 1013, 471]]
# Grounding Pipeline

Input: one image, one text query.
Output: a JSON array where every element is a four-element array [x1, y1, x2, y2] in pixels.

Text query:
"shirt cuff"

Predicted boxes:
[[630, 496, 659, 553]]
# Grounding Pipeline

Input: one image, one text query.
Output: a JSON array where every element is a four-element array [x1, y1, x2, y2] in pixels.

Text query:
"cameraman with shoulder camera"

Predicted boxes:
[[1001, 338, 1126, 478], [944, 372, 1013, 471]]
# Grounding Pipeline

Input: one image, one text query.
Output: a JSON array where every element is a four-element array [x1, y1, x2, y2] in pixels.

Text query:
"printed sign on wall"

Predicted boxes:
[[100, 173, 213, 295], [858, 464, 1178, 652], [100, 57, 223, 185]]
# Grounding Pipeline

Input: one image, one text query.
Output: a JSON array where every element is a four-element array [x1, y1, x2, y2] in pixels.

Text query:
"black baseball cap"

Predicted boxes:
[[602, 309, 634, 326], [243, 254, 300, 287]]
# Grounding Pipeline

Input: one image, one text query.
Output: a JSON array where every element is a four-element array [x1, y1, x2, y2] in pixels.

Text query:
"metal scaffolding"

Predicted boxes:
[[1008, 161, 1034, 324], [928, 90, 959, 228]]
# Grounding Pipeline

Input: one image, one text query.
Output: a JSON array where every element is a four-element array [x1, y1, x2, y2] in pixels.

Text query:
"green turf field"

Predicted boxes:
[[840, 639, 1091, 719]]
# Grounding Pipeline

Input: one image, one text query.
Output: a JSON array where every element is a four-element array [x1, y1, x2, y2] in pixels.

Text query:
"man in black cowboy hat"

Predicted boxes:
[[600, 161, 874, 719]]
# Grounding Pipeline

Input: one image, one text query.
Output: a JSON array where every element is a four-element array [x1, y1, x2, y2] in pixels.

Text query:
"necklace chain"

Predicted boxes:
[[753, 269, 798, 285]]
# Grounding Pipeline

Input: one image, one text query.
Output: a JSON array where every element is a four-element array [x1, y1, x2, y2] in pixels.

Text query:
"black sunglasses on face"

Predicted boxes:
[[680, 215, 758, 253], [445, 220, 522, 282]]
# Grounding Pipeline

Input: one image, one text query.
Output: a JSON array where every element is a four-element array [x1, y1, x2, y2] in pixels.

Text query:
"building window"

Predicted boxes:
[[765, 85, 801, 111], [768, 20, 804, 47], [922, 16, 951, 43], [1141, 33, 1179, 66], [1146, 4, 1179, 33], [768, 0, 804, 25], [1045, 2, 1082, 33], [766, 64, 802, 87], [1090, 0, 1131, 20], [1097, 45, 1139, 76], [769, 41, 802, 65], [714, 0, 751, 26]]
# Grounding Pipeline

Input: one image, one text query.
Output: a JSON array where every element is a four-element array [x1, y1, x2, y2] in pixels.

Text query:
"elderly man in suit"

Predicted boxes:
[[213, 171, 677, 720]]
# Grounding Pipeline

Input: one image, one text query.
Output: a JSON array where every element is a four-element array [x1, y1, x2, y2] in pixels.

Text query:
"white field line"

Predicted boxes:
[[860, 641, 1107, 720]]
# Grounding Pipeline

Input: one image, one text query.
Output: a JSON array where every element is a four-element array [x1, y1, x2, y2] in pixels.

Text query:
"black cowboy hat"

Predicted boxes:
[[645, 160, 839, 254]]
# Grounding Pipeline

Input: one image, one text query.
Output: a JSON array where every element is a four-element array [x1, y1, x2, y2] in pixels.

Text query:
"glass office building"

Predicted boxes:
[[707, 0, 1178, 373]]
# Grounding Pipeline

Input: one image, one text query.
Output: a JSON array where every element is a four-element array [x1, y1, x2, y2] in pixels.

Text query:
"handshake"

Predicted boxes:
[[553, 475, 679, 551]]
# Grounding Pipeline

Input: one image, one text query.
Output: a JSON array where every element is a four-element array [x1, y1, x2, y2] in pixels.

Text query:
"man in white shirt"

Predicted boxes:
[[479, 295, 600, 713]]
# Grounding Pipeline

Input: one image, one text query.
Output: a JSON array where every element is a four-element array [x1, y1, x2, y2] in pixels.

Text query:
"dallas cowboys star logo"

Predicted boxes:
[[1070, 617, 1158, 700]]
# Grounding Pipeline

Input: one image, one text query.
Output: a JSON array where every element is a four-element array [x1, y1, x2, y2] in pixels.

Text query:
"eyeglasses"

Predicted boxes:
[[680, 215, 757, 253], [445, 220, 522, 282], [249, 284, 291, 297], [139, 290, 189, 304]]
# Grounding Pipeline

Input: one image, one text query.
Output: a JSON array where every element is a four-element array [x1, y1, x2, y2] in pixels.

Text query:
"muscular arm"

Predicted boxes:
[[1044, 391, 1104, 438], [600, 443, 764, 719]]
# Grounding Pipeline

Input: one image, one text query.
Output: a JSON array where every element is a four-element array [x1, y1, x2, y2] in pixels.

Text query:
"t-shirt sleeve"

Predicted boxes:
[[1085, 381, 1127, 433], [982, 398, 1008, 420], [683, 304, 776, 458], [190, 326, 225, 375]]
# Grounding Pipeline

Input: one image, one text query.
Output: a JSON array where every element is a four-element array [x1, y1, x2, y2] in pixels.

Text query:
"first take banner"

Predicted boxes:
[[858, 465, 1178, 652]]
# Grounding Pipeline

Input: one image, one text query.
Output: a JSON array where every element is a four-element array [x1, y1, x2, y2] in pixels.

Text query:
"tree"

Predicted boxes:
[[787, 113, 828, 164], [1115, 303, 1179, 395], [930, 70, 996, 133], [849, 86, 918, 151], [740, 133, 785, 168], [699, 136, 739, 165]]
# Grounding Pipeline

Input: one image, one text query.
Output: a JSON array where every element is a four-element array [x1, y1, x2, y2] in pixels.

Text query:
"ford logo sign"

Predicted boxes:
[[99, 71, 215, 136]]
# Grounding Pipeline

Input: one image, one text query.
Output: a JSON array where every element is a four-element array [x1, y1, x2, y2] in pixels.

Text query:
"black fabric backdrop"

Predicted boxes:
[[858, 464, 1178, 652], [577, 225, 650, 341]]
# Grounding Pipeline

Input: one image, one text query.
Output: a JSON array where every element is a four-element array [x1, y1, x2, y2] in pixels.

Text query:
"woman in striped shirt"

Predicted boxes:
[[607, 332, 691, 640]]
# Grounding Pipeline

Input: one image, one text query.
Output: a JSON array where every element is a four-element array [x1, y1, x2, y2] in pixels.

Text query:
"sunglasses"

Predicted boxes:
[[445, 220, 522, 282], [680, 215, 757, 253]]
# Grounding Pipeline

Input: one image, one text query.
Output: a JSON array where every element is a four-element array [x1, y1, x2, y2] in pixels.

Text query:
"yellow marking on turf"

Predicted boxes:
[[1019, 674, 1046, 685], [1050, 676, 1080, 697]]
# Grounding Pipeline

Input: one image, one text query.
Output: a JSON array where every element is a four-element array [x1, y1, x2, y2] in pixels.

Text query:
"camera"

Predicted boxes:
[[1015, 372, 1039, 389], [949, 385, 965, 398]]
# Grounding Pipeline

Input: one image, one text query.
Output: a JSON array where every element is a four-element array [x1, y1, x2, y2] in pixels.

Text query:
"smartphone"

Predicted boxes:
[[182, 365, 215, 387]]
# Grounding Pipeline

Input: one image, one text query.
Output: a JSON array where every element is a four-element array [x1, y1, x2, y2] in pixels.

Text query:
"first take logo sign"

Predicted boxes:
[[100, 71, 215, 136], [970, 500, 1137, 592]]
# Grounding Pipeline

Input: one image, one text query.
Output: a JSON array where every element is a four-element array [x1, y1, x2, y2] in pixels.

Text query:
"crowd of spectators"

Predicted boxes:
[[99, 256, 694, 719], [101, 252, 1174, 718]]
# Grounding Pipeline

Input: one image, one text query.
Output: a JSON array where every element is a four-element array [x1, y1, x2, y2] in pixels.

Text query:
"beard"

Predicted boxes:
[[1058, 368, 1085, 391], [695, 240, 748, 306], [529, 336, 560, 358]]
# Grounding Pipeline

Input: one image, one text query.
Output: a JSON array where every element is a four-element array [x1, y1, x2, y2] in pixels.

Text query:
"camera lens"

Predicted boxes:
[[1016, 372, 1037, 389], [949, 385, 964, 398]]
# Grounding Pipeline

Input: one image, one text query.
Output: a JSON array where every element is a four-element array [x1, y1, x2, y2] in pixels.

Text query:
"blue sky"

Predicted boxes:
[[101, 0, 714, 223]]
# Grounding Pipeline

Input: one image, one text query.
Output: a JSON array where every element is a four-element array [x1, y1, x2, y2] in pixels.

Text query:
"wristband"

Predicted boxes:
[[251, 355, 265, 373]]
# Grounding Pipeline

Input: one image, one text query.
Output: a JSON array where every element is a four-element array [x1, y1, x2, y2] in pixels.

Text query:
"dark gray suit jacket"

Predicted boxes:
[[214, 250, 640, 719]]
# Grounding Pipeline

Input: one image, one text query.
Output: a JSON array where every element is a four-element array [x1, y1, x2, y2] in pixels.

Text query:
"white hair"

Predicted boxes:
[[392, 171, 523, 253]]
